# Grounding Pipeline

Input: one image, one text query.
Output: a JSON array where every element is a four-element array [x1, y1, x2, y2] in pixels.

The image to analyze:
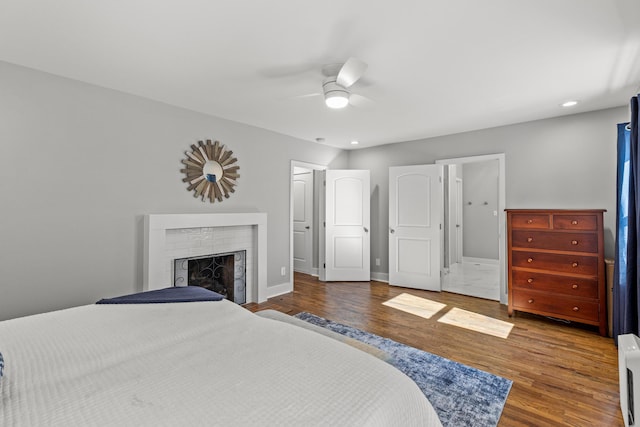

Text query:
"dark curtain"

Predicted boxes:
[[614, 95, 639, 343]]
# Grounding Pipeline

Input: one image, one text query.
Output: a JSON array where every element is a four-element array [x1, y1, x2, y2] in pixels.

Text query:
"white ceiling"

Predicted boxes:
[[1, 0, 639, 150]]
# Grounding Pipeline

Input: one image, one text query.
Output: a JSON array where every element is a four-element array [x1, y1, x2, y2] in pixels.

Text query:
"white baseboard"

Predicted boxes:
[[371, 272, 389, 283], [291, 271, 388, 283], [462, 256, 499, 265], [265, 281, 292, 300], [293, 268, 320, 277]]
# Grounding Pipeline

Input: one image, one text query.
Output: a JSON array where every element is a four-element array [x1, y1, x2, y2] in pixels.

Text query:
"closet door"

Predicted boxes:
[[389, 164, 443, 291]]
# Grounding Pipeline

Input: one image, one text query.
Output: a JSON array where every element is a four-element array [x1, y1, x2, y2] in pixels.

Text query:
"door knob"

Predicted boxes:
[[363, 227, 369, 233], [389, 228, 395, 234], [305, 226, 310, 229]]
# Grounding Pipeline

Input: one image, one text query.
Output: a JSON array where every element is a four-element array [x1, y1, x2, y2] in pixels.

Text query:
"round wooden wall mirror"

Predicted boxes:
[[181, 140, 239, 203]]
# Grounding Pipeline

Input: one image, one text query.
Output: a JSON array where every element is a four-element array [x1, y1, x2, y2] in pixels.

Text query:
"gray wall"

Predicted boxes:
[[0, 60, 628, 320], [462, 160, 499, 260], [348, 106, 627, 275], [0, 61, 347, 321]]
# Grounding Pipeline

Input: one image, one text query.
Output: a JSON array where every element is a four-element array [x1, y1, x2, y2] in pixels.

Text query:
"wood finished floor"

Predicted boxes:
[[245, 272, 622, 427]]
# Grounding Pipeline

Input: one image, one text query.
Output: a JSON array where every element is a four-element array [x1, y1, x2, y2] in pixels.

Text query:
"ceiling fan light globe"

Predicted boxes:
[[325, 92, 350, 109]]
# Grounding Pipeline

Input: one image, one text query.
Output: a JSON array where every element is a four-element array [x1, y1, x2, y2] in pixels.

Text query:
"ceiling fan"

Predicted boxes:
[[321, 57, 368, 109], [282, 57, 370, 109]]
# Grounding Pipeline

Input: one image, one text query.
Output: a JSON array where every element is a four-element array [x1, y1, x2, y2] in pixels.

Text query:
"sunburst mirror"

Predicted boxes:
[[181, 139, 239, 203]]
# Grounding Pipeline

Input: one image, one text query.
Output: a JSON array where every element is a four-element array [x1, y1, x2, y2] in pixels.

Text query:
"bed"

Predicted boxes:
[[0, 287, 441, 426]]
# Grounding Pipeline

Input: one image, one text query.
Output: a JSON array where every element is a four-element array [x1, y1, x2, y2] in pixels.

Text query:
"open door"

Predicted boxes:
[[389, 164, 443, 291], [322, 170, 370, 281], [454, 177, 463, 264], [293, 169, 313, 274]]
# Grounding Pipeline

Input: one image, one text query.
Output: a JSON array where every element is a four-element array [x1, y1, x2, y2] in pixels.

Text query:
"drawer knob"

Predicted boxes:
[[571, 240, 578, 245], [527, 278, 534, 284], [572, 284, 579, 289], [528, 299, 534, 304], [573, 306, 579, 312], [526, 219, 533, 224], [572, 262, 579, 268], [571, 220, 578, 225], [527, 237, 533, 243], [527, 258, 533, 263]]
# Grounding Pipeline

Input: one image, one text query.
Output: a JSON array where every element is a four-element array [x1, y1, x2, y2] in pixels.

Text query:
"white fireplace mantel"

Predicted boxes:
[[143, 213, 267, 303]]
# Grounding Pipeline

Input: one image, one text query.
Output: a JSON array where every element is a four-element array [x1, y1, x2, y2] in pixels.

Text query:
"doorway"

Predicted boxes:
[[293, 166, 314, 275], [290, 161, 326, 285], [436, 154, 506, 304], [290, 162, 371, 285]]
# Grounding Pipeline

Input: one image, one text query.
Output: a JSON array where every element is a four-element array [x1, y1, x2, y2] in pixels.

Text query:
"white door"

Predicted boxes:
[[293, 170, 313, 273], [446, 165, 458, 268], [455, 178, 463, 264], [389, 164, 443, 291], [324, 170, 370, 281]]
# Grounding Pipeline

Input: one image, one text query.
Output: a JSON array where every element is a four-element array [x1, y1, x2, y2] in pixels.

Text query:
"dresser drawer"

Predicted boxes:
[[511, 270, 598, 298], [512, 291, 599, 322], [511, 230, 598, 253], [510, 213, 550, 229], [553, 214, 598, 231], [511, 251, 598, 276]]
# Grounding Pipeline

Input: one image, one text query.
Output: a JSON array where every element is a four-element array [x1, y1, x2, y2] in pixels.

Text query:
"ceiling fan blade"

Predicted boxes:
[[349, 93, 374, 108], [336, 57, 367, 88], [259, 63, 319, 79], [290, 92, 322, 99]]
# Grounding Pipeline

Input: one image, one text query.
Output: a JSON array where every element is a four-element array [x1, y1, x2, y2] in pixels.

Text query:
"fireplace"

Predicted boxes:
[[174, 251, 246, 304], [143, 213, 269, 304]]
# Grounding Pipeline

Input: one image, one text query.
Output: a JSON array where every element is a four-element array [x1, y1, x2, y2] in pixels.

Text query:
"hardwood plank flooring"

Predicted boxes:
[[245, 272, 623, 426]]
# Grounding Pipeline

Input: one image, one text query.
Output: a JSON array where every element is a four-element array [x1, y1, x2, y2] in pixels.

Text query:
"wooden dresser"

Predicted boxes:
[[506, 209, 607, 336]]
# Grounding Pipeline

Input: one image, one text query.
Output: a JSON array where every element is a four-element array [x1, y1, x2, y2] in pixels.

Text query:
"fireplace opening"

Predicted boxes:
[[174, 251, 246, 304]]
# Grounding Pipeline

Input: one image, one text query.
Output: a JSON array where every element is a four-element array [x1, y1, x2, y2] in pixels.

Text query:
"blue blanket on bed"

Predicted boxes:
[[96, 286, 224, 304]]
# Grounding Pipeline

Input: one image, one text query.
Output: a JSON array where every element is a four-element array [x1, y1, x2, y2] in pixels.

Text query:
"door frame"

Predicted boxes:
[[290, 160, 327, 288], [436, 153, 507, 305]]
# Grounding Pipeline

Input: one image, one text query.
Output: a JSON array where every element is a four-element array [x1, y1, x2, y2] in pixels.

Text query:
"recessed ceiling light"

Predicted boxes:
[[350, 140, 359, 145], [561, 100, 578, 107]]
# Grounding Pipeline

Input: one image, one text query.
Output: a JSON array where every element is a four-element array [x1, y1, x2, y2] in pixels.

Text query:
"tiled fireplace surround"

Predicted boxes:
[[143, 213, 268, 304]]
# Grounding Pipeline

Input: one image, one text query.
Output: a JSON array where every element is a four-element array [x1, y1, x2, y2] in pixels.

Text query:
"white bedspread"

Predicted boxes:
[[0, 300, 441, 426]]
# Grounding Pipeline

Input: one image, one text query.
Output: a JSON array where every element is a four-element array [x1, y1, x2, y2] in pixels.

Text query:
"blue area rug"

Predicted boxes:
[[295, 312, 512, 427]]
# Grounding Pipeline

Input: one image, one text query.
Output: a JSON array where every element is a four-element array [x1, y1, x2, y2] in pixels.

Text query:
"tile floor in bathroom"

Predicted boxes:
[[442, 262, 500, 301]]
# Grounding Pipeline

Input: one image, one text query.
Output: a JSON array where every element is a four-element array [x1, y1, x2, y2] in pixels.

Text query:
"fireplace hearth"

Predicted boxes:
[[174, 251, 246, 304]]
